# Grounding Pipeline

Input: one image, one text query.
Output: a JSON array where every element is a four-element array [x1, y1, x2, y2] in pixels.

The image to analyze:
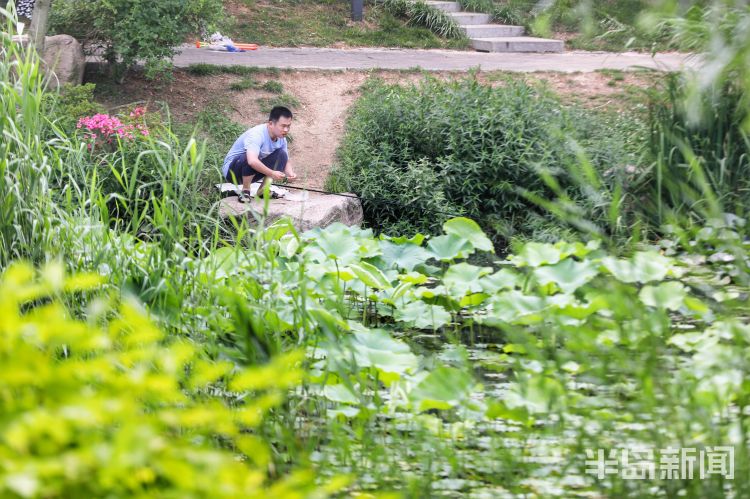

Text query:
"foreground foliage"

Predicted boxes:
[[0, 263, 323, 498]]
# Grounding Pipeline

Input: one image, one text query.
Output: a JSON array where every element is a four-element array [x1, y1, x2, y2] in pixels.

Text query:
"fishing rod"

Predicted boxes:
[[278, 183, 359, 199]]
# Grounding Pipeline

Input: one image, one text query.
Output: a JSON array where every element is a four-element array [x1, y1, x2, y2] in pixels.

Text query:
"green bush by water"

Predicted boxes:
[[328, 76, 641, 247], [0, 262, 323, 498], [643, 73, 750, 225]]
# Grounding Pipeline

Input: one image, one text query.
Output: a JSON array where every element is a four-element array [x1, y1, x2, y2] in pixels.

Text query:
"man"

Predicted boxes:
[[222, 106, 298, 202]]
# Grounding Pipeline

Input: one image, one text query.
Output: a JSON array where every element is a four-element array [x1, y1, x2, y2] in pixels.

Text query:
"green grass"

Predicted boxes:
[[261, 80, 284, 94], [257, 94, 301, 113], [599, 68, 626, 81], [186, 64, 281, 77], [229, 77, 258, 91], [225, 0, 469, 49]]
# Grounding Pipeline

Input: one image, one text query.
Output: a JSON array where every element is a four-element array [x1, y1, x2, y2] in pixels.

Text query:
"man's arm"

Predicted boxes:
[[246, 150, 286, 181]]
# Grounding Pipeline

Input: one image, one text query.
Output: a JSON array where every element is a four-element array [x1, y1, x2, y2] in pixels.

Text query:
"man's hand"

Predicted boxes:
[[284, 168, 298, 181], [269, 170, 287, 181]]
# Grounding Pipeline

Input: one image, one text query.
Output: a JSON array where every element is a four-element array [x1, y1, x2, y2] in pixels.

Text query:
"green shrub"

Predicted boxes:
[[42, 83, 105, 137], [329, 76, 637, 246], [49, 0, 224, 81], [491, 0, 676, 50], [492, 0, 529, 25]]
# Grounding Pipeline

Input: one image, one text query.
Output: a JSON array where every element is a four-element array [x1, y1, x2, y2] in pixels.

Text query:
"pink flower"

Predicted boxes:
[[129, 106, 146, 118], [77, 110, 152, 147]]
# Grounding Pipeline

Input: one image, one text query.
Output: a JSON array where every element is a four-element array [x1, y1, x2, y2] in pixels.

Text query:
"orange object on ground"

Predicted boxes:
[[195, 41, 258, 50]]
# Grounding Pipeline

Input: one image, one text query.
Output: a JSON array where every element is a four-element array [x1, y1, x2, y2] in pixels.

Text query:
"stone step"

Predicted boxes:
[[460, 24, 525, 38], [448, 12, 493, 25], [425, 1, 461, 12], [471, 36, 564, 53]]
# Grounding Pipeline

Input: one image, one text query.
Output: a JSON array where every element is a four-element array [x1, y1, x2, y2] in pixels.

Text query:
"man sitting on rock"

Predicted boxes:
[[223, 105, 298, 203]]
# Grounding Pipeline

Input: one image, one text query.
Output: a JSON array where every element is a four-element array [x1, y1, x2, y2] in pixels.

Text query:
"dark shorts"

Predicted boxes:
[[225, 148, 288, 184]]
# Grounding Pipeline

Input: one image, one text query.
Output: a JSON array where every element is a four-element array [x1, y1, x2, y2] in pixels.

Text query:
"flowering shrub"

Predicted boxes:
[[77, 106, 150, 149], [71, 104, 207, 229]]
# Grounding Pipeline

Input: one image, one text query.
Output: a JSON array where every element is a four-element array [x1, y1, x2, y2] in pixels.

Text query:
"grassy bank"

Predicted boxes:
[[224, 0, 469, 49]]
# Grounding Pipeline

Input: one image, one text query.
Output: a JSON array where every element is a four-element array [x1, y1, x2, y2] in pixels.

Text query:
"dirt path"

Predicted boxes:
[[280, 72, 369, 189]]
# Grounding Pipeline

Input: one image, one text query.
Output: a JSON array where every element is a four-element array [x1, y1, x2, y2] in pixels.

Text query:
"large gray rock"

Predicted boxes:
[[41, 34, 85, 87], [220, 190, 364, 232]]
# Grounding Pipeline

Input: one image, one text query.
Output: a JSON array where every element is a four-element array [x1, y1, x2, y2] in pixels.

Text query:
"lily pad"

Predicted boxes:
[[351, 329, 419, 383], [394, 300, 451, 330], [380, 240, 432, 271], [513, 242, 563, 267], [601, 251, 672, 283], [443, 262, 493, 296], [409, 366, 475, 412], [533, 258, 599, 294], [427, 234, 474, 261], [349, 261, 392, 290], [443, 217, 494, 252], [479, 269, 523, 293], [638, 281, 687, 310], [482, 291, 546, 325]]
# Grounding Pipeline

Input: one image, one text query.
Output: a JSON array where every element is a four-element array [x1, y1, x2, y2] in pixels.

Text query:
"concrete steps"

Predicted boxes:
[[471, 36, 564, 53], [425, 0, 563, 53], [426, 0, 461, 12], [461, 24, 525, 38], [448, 12, 493, 25]]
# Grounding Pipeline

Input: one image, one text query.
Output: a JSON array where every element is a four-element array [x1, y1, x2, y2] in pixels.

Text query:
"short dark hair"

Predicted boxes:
[[269, 106, 293, 122]]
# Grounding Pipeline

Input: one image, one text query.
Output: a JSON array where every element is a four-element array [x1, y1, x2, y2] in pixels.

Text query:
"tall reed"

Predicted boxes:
[[0, 12, 58, 266]]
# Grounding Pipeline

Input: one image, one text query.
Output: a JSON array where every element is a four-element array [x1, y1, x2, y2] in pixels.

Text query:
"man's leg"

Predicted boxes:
[[226, 155, 262, 191]]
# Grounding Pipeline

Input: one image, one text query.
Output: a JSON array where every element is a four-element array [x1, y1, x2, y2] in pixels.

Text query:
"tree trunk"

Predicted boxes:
[[30, 0, 52, 51]]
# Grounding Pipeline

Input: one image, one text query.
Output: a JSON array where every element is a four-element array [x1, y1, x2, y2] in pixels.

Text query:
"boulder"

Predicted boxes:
[[41, 34, 85, 87], [220, 190, 364, 232]]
